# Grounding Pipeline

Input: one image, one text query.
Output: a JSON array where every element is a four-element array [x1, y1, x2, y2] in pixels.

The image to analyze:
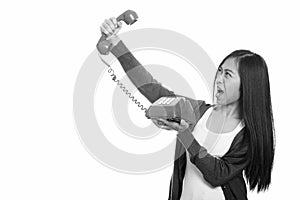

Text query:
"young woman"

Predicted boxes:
[[98, 17, 275, 200]]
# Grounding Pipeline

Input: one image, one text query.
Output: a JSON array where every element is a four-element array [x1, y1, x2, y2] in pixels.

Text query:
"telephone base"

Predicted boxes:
[[145, 96, 196, 126]]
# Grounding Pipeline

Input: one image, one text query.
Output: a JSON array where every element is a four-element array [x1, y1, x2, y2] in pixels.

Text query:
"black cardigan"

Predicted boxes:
[[170, 101, 250, 200], [110, 40, 250, 200]]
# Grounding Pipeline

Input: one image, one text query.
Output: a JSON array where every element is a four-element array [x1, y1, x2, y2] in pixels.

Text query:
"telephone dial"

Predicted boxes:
[[96, 10, 196, 127]]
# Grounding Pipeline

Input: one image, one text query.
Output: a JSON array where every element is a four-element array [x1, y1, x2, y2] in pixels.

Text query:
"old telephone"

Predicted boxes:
[[96, 10, 196, 127], [145, 96, 196, 126]]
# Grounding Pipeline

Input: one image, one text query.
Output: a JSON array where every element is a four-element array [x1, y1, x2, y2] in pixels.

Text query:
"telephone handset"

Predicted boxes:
[[97, 10, 138, 55], [96, 10, 196, 126]]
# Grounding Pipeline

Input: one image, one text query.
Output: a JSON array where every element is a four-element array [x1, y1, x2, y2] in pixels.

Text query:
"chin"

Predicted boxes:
[[216, 98, 231, 106], [215, 99, 224, 105], [217, 102, 226, 106]]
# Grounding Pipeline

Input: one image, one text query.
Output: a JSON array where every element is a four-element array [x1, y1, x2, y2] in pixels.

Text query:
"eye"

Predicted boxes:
[[225, 72, 231, 78]]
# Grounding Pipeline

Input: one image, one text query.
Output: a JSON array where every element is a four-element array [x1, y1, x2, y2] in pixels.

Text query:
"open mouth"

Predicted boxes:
[[216, 86, 224, 98]]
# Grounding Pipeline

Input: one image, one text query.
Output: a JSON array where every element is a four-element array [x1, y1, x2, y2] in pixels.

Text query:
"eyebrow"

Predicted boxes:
[[224, 69, 234, 74], [219, 66, 235, 74]]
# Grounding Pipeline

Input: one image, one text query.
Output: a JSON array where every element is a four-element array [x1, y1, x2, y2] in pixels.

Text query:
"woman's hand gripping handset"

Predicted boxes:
[[100, 17, 122, 47]]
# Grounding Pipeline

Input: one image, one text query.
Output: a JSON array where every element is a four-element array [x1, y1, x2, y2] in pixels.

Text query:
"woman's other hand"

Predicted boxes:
[[151, 118, 173, 130], [151, 118, 191, 132]]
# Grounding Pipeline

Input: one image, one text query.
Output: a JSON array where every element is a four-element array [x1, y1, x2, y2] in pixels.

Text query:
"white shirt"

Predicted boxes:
[[180, 106, 245, 200]]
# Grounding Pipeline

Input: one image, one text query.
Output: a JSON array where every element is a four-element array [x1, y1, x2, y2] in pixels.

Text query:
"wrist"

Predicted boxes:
[[109, 36, 121, 48]]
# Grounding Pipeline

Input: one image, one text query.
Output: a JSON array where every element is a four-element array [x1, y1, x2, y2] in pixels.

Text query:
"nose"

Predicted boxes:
[[216, 73, 223, 84]]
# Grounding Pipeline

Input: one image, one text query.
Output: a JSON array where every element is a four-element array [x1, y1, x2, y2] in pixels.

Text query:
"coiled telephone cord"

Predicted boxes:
[[98, 53, 148, 114]]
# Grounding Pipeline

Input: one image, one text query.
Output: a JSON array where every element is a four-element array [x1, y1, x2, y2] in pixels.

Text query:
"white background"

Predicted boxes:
[[1, 0, 299, 199]]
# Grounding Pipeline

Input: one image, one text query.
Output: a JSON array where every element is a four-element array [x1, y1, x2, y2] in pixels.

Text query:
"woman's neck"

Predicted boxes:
[[214, 101, 241, 120]]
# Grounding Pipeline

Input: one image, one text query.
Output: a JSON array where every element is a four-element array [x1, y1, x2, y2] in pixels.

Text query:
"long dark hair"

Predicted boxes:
[[212, 50, 276, 192]]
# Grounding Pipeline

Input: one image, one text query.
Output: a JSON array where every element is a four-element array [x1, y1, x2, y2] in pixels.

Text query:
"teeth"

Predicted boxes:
[[216, 90, 223, 98]]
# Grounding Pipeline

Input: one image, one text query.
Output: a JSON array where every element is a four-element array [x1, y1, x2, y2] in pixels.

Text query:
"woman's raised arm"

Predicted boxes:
[[111, 40, 176, 103], [98, 17, 176, 103]]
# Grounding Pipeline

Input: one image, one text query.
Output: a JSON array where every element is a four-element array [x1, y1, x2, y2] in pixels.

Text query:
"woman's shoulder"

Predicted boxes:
[[225, 127, 249, 157]]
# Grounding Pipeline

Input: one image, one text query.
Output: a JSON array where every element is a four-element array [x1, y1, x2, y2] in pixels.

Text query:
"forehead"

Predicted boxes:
[[221, 57, 238, 72]]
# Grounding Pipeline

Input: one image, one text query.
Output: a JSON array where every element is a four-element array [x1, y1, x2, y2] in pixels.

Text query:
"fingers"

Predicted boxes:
[[117, 21, 122, 28], [101, 17, 122, 39], [151, 118, 190, 131], [151, 119, 172, 130], [105, 18, 115, 31], [110, 17, 122, 29], [162, 119, 190, 131], [100, 25, 109, 35], [159, 119, 181, 130], [100, 18, 115, 35], [159, 125, 172, 130], [180, 119, 189, 127], [103, 20, 113, 34], [112, 17, 118, 27]]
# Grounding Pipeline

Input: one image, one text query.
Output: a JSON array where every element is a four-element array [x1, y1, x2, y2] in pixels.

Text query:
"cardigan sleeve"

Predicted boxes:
[[110, 40, 176, 103], [176, 118, 250, 187]]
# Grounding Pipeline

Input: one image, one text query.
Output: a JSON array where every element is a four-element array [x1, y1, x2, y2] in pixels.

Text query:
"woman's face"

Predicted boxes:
[[215, 57, 241, 105]]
